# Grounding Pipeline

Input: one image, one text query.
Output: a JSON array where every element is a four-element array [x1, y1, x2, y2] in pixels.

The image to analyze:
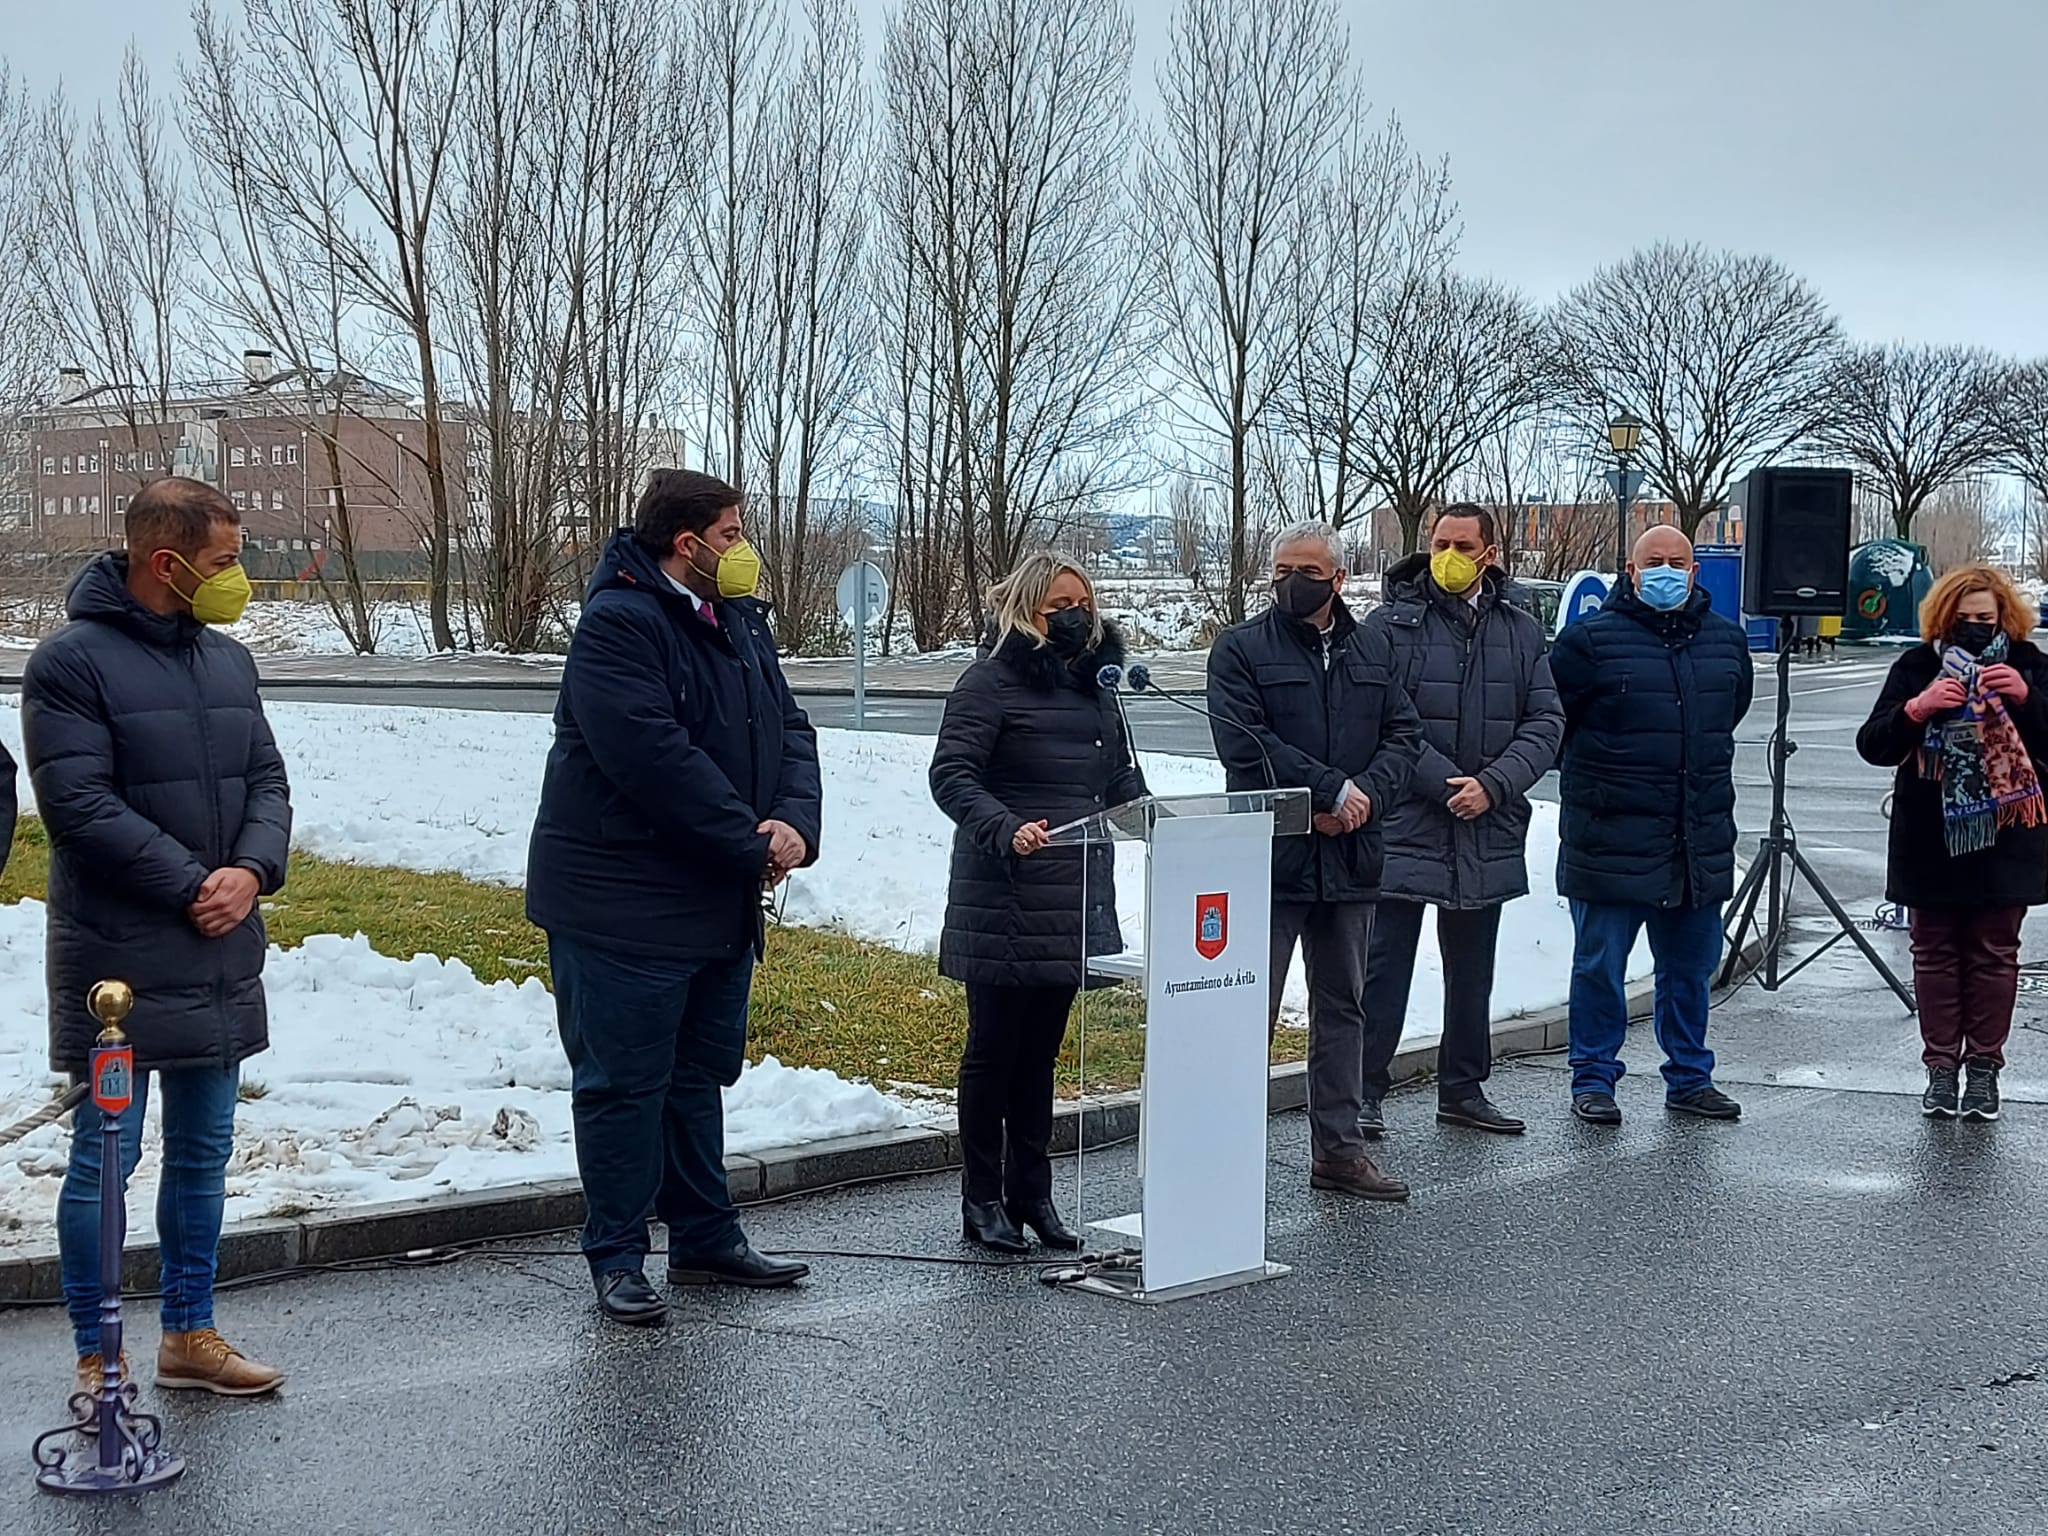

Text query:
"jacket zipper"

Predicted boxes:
[[187, 642, 231, 1060], [1315, 625, 1337, 900], [1669, 638, 1688, 906], [1451, 613, 1480, 906]]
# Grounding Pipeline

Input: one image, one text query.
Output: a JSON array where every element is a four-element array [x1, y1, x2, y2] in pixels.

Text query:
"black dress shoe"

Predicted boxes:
[[1437, 1096, 1526, 1134], [595, 1268, 668, 1325], [1007, 1199, 1083, 1251], [1571, 1092, 1622, 1126], [962, 1199, 1029, 1255], [1667, 1086, 1742, 1121], [1357, 1097, 1387, 1138], [667, 1242, 810, 1289]]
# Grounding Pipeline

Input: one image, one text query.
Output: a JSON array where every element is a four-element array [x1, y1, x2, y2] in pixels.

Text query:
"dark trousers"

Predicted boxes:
[[1269, 901, 1373, 1163], [1360, 900, 1504, 1105], [549, 932, 752, 1275], [958, 983, 1076, 1206], [1909, 905, 2025, 1070]]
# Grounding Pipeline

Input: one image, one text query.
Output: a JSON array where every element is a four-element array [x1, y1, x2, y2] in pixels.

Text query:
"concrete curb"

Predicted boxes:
[[0, 986, 1636, 1304], [0, 673, 968, 702]]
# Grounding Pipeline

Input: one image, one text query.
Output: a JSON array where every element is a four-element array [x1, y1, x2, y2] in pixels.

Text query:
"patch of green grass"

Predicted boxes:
[[0, 818, 1307, 1093]]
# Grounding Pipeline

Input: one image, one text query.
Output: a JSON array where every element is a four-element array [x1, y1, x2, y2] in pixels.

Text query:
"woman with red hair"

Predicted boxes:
[[1857, 563, 2048, 1121]]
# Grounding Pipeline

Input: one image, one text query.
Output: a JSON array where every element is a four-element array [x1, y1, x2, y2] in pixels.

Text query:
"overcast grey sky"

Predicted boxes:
[[8, 0, 2045, 356]]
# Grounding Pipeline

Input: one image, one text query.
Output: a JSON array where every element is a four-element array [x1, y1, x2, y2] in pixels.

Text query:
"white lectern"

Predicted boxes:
[[1045, 787, 1311, 1303]]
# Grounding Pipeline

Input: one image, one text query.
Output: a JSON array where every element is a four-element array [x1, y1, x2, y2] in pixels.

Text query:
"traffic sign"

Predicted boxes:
[[1558, 569, 1611, 629], [837, 561, 889, 732], [836, 561, 889, 628]]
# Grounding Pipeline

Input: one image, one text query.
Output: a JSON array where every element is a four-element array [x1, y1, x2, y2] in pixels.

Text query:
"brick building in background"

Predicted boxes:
[[11, 351, 473, 575]]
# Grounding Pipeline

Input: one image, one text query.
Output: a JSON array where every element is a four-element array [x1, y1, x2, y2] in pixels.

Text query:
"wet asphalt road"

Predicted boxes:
[[1, 937, 2043, 1535]]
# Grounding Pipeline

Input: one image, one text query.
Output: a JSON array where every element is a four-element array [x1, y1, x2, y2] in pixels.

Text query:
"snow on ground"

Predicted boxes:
[[0, 697, 1644, 1251], [0, 903, 918, 1252], [0, 700, 1628, 1031], [225, 599, 440, 658]]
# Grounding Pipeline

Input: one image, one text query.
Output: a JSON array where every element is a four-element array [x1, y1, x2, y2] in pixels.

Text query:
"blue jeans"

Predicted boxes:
[[59, 1065, 240, 1358], [1567, 901, 1722, 1099], [549, 934, 753, 1274]]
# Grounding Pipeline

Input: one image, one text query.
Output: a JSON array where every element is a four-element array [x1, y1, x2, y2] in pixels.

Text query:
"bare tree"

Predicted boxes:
[[0, 66, 46, 536], [439, 0, 573, 653], [1554, 242, 1842, 538], [876, 195, 968, 652], [1145, 0, 1349, 622], [439, 0, 698, 649], [1278, 115, 1455, 539], [751, 0, 877, 653], [685, 0, 786, 489], [226, 0, 478, 652], [1997, 359, 2048, 537], [1453, 408, 1579, 577], [1528, 498, 1615, 583], [186, 6, 389, 652], [559, 1, 699, 550], [30, 50, 193, 495], [2018, 488, 2048, 586], [881, 0, 1149, 622], [1916, 477, 2006, 574], [1822, 342, 2006, 541], [1353, 272, 1552, 556]]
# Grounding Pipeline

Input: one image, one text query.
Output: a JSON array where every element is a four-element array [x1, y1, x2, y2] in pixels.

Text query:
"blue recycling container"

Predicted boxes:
[[1692, 544, 1741, 619]]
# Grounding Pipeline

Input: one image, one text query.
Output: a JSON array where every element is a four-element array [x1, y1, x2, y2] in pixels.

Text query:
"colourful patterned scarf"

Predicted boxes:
[[1919, 631, 2047, 856]]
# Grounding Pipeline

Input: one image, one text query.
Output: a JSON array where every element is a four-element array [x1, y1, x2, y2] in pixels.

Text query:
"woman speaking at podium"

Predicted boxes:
[[930, 553, 1146, 1255]]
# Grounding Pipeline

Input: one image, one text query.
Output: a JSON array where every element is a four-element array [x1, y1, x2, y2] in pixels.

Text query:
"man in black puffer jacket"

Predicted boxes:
[[1549, 525, 1753, 1127], [23, 477, 291, 1398], [527, 469, 822, 1324], [1208, 520, 1422, 1202], [1361, 506, 1563, 1138]]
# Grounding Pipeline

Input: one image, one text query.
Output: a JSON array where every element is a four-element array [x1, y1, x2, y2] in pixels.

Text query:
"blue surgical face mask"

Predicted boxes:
[[1637, 565, 1691, 612]]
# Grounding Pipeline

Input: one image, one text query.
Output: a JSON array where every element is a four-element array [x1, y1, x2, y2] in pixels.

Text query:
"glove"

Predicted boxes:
[[1905, 676, 1966, 723], [1980, 663, 2029, 706]]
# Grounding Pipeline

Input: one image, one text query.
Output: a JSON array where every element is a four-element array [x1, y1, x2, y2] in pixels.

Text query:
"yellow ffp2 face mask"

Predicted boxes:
[[1430, 547, 1480, 595], [170, 553, 254, 626]]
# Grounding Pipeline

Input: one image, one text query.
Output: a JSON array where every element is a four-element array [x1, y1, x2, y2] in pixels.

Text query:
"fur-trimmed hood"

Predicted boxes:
[[987, 618, 1128, 691]]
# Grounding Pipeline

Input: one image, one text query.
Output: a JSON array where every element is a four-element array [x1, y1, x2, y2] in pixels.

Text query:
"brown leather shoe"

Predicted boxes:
[[73, 1351, 131, 1433], [1311, 1156, 1411, 1202], [156, 1329, 285, 1397]]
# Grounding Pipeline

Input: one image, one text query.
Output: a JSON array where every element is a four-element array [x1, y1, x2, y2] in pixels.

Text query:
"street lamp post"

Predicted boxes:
[[1606, 411, 1645, 577]]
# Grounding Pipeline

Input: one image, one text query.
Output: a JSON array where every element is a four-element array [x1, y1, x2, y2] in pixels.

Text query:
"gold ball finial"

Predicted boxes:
[[88, 980, 134, 1030]]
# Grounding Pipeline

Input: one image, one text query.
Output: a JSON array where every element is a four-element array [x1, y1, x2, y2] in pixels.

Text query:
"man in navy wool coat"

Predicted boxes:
[[527, 469, 822, 1326]]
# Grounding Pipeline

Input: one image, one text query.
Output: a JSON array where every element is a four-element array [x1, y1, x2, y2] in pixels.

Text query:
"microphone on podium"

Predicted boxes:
[[1095, 663, 1140, 776], [1123, 663, 1276, 791]]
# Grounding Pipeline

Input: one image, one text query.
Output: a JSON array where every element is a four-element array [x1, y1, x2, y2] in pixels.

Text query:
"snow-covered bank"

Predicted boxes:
[[0, 903, 919, 1252], [0, 697, 1645, 1251], [0, 701, 1628, 1030]]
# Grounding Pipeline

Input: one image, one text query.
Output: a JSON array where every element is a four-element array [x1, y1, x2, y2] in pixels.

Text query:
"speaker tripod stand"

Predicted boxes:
[[1717, 618, 1916, 1009]]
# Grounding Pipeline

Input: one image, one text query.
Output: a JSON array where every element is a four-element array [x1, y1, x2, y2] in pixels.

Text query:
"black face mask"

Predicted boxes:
[[1951, 621, 1998, 656], [1274, 572, 1336, 620], [1043, 606, 1093, 658]]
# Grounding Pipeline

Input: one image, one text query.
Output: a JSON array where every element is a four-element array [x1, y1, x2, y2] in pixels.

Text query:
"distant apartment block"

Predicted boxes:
[[10, 352, 475, 571]]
